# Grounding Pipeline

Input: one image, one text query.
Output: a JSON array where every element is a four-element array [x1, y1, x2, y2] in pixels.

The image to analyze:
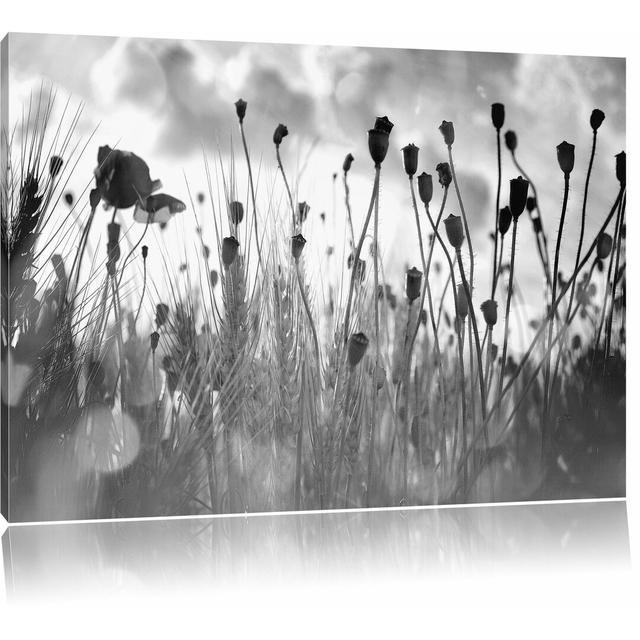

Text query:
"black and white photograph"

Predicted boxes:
[[1, 31, 627, 522]]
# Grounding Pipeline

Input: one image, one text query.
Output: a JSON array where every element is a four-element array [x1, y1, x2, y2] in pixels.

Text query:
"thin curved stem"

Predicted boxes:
[[491, 128, 502, 299]]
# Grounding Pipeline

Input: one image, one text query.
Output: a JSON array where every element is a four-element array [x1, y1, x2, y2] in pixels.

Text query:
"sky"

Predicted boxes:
[[3, 33, 626, 341]]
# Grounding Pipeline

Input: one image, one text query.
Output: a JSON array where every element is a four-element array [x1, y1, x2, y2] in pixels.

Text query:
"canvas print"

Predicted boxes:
[[0, 34, 625, 522]]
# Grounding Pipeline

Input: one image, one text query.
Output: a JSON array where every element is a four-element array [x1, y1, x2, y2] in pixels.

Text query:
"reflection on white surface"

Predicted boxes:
[[2, 500, 629, 602]]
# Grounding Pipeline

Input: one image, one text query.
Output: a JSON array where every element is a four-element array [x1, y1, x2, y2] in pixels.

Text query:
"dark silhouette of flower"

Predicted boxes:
[[439, 121, 455, 147], [556, 141, 575, 177], [133, 193, 186, 224], [298, 201, 310, 223], [150, 331, 160, 352], [526, 196, 536, 213], [221, 236, 240, 267], [343, 153, 355, 173], [491, 103, 505, 130], [498, 206, 512, 235], [597, 233, 613, 260], [273, 123, 289, 146], [590, 108, 605, 131], [402, 144, 419, 177], [49, 155, 63, 178], [509, 176, 529, 219], [406, 267, 422, 302], [480, 299, 498, 326], [444, 214, 464, 249], [235, 98, 247, 123], [368, 129, 390, 166], [436, 162, 452, 188], [347, 332, 369, 367], [94, 146, 158, 209], [456, 284, 468, 319], [291, 234, 306, 261], [210, 269, 219, 288], [504, 130, 517, 152], [142, 245, 148, 260], [64, 192, 74, 206], [418, 172, 433, 205]]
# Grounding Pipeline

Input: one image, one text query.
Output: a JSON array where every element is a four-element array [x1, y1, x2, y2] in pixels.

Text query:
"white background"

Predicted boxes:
[[1, 1, 638, 637]]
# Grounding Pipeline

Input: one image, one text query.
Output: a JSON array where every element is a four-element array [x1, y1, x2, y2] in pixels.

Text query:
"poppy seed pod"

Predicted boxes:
[[107, 222, 121, 244], [556, 141, 575, 177], [273, 123, 289, 146], [504, 130, 517, 152], [347, 332, 369, 367], [436, 162, 452, 188], [402, 143, 419, 177], [49, 155, 64, 178], [498, 206, 512, 235], [406, 267, 422, 302], [444, 214, 464, 249], [615, 151, 626, 186], [142, 245, 148, 260], [64, 192, 74, 206], [89, 188, 101, 209], [456, 284, 469, 319], [480, 299, 498, 327], [235, 98, 247, 123], [439, 120, 455, 147], [526, 196, 536, 213], [210, 269, 219, 288], [590, 108, 605, 132], [291, 233, 306, 261], [221, 236, 240, 267], [597, 233, 613, 260], [298, 201, 310, 223], [343, 153, 355, 173], [150, 331, 160, 352], [155, 303, 169, 328], [417, 172, 433, 205], [509, 176, 529, 220], [368, 128, 390, 166], [230, 201, 244, 224], [491, 103, 505, 130], [374, 116, 394, 134]]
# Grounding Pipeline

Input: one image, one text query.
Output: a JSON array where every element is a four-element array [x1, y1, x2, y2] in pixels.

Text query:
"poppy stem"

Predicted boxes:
[[275, 144, 296, 232], [491, 128, 502, 300]]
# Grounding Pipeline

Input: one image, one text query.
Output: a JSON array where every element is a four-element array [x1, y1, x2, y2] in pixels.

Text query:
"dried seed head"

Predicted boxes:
[[509, 176, 529, 220], [444, 214, 464, 249], [142, 245, 148, 260], [49, 155, 64, 178], [590, 108, 605, 132], [504, 130, 517, 152], [436, 162, 452, 188], [347, 332, 369, 367], [210, 269, 219, 288], [456, 284, 468, 319], [197, 192, 205, 205], [406, 266, 423, 302], [556, 141, 575, 177], [420, 309, 428, 325], [343, 153, 355, 173], [64, 192, 74, 206], [498, 206, 512, 235], [155, 303, 169, 328], [368, 129, 390, 166], [221, 236, 240, 267], [402, 143, 419, 177], [230, 201, 244, 224], [597, 233, 613, 260], [150, 331, 160, 352], [572, 334, 582, 350], [439, 120, 455, 147], [491, 103, 505, 130], [273, 123, 289, 146], [291, 233, 306, 261], [417, 172, 433, 205], [480, 299, 498, 327], [235, 98, 247, 123], [526, 196, 536, 213]]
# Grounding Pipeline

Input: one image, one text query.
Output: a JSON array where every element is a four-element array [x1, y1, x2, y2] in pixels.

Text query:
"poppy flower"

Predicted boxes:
[[235, 98, 247, 123], [230, 201, 244, 224], [504, 130, 517, 152], [597, 233, 613, 260], [590, 108, 605, 132], [509, 176, 529, 219], [498, 206, 512, 235], [491, 103, 505, 130], [436, 162, 452, 188], [444, 214, 464, 249], [480, 299, 498, 326], [222, 236, 240, 267], [556, 141, 575, 177], [439, 121, 455, 147], [94, 146, 159, 210], [133, 193, 186, 224], [273, 124, 289, 146], [343, 153, 355, 173]]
